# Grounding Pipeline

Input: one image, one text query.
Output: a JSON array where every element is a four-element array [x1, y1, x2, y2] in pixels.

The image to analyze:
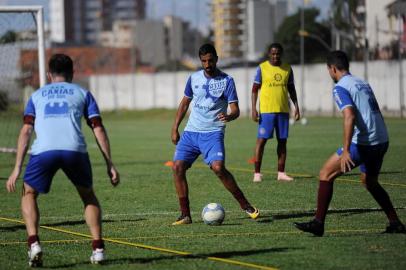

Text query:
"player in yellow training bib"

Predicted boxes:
[[251, 43, 300, 183]]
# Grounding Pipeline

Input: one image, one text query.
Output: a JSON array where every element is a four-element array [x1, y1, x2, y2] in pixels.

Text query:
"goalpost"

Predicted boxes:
[[0, 6, 46, 156]]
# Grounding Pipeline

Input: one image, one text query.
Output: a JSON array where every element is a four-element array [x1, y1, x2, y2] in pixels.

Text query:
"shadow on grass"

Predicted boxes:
[[0, 218, 146, 232], [273, 207, 406, 221], [41, 247, 297, 268]]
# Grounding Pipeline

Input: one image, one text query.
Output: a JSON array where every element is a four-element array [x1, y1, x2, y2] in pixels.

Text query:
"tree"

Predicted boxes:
[[274, 8, 331, 64], [0, 30, 17, 44]]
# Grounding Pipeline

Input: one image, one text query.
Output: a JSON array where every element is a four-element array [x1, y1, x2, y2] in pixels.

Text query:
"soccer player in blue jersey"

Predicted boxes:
[[294, 50, 405, 236], [6, 54, 120, 265], [171, 44, 259, 225]]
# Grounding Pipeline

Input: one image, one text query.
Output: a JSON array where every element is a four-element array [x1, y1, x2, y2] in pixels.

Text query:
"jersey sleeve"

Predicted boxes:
[[253, 66, 261, 85], [184, 76, 193, 99], [224, 77, 239, 103], [333, 85, 354, 111], [24, 97, 36, 117], [84, 91, 101, 120]]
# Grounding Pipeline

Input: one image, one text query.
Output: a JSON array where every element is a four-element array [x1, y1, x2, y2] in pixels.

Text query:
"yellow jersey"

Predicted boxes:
[[257, 61, 291, 113]]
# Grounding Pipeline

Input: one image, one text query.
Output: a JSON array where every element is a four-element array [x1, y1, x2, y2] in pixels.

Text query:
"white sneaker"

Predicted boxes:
[[90, 248, 105, 264], [253, 173, 263, 182], [28, 241, 43, 267], [277, 172, 293, 181]]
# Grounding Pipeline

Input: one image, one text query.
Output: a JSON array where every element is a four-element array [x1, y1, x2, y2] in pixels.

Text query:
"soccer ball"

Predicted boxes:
[[201, 203, 225, 225]]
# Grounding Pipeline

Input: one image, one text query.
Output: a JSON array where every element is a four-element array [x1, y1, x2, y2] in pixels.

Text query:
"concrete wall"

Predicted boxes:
[[89, 60, 406, 116]]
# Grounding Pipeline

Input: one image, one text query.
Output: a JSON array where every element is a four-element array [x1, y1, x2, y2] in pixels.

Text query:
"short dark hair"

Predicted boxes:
[[268, 43, 284, 53], [327, 50, 350, 71], [198, 43, 218, 58], [48, 54, 73, 80]]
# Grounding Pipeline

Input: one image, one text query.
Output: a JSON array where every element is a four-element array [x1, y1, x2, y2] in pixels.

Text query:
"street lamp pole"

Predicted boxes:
[[300, 0, 305, 120]]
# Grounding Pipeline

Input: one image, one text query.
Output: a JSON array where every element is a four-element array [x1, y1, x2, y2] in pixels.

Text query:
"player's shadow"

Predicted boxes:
[[41, 247, 298, 268], [340, 170, 402, 177], [0, 218, 146, 232], [273, 207, 406, 221]]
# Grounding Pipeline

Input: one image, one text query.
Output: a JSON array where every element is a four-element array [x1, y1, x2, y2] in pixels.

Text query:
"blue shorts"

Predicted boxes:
[[257, 113, 289, 139], [336, 142, 389, 175], [174, 131, 225, 166], [24, 150, 93, 194]]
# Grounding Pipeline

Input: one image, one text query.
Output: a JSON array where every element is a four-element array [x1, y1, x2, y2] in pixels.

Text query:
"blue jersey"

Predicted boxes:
[[184, 69, 238, 132], [333, 74, 388, 145], [24, 82, 100, 154]]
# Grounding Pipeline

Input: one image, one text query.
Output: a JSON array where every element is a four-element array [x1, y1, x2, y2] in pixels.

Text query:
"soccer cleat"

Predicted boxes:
[[277, 172, 294, 181], [253, 173, 263, 183], [384, 221, 406, 234], [28, 241, 43, 267], [90, 248, 105, 264], [245, 207, 260, 219], [294, 219, 324, 237], [172, 214, 192, 225]]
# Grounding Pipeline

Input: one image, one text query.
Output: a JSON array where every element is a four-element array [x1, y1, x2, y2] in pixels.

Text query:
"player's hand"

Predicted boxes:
[[217, 113, 229, 123], [251, 110, 259, 122], [340, 150, 355, 173], [6, 168, 20, 193], [171, 128, 180, 145], [294, 108, 301, 121], [108, 165, 120, 187]]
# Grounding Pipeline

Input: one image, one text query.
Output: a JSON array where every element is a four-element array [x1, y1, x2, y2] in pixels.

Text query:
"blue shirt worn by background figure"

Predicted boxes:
[[184, 69, 238, 133], [333, 74, 388, 145], [24, 82, 100, 154]]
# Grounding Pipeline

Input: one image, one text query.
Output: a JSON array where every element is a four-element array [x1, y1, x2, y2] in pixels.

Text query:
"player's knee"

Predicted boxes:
[[319, 169, 334, 181], [211, 163, 225, 175], [172, 162, 185, 175]]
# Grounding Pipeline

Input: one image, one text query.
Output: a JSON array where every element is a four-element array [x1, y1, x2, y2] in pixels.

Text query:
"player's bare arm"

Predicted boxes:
[[218, 102, 240, 123], [287, 81, 300, 121], [171, 96, 191, 145], [341, 106, 355, 173], [93, 125, 120, 186], [251, 83, 260, 122], [6, 124, 33, 192]]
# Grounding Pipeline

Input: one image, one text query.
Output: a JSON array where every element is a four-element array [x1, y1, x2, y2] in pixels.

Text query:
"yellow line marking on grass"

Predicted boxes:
[[0, 216, 278, 270], [194, 164, 406, 188]]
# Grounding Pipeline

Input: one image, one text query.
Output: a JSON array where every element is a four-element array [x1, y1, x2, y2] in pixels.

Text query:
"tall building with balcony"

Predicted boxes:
[[212, 0, 288, 61], [212, 0, 246, 59], [50, 0, 146, 45]]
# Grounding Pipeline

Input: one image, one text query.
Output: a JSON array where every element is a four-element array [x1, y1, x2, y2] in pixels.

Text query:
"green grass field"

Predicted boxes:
[[1, 110, 405, 270]]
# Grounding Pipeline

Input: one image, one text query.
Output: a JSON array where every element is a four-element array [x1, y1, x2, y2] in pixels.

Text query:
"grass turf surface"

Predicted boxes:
[[0, 110, 405, 269]]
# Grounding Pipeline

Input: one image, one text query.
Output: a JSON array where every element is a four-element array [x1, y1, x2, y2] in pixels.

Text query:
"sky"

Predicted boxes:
[[0, 0, 332, 34]]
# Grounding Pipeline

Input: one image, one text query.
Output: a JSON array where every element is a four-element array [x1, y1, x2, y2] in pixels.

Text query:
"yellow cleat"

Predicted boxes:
[[172, 215, 192, 225], [246, 207, 260, 219]]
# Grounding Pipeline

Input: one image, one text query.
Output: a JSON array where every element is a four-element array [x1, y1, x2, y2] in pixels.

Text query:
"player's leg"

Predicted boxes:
[[253, 113, 275, 182], [275, 113, 293, 181], [61, 151, 105, 262], [21, 183, 43, 267], [294, 152, 344, 236], [253, 138, 267, 182], [211, 161, 259, 219], [22, 151, 59, 267], [202, 131, 259, 219], [75, 185, 105, 263], [359, 143, 405, 233], [172, 131, 199, 225], [172, 160, 193, 224], [295, 144, 361, 236]]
